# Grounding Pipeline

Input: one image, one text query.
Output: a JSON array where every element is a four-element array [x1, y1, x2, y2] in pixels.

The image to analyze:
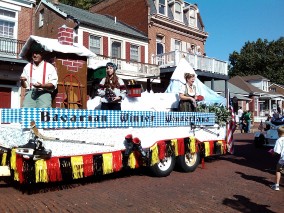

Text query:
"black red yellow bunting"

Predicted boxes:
[[93, 155, 103, 176], [59, 158, 73, 181], [184, 137, 190, 154], [165, 140, 174, 157], [214, 141, 222, 155], [23, 159, 36, 184]]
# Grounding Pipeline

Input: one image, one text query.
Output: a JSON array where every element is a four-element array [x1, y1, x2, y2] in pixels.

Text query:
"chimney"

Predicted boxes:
[[58, 24, 73, 46]]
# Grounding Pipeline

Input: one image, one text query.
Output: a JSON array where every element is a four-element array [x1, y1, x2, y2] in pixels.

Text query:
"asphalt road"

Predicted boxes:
[[0, 132, 283, 213]]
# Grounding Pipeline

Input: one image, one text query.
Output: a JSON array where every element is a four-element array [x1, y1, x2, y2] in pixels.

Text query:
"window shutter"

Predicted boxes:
[[83, 31, 89, 48], [141, 46, 145, 63], [182, 41, 187, 52], [103, 36, 108, 57], [126, 42, 130, 62], [171, 38, 175, 51]]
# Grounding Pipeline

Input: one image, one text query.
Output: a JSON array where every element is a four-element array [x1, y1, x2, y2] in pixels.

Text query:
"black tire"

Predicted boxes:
[[176, 152, 200, 172], [150, 155, 175, 177], [254, 134, 265, 148]]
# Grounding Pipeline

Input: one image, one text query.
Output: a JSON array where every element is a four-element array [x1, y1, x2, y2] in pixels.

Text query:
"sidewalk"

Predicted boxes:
[[234, 122, 261, 134]]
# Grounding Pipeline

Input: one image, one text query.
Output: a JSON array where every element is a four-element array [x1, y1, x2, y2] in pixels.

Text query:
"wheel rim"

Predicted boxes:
[[185, 153, 197, 167], [157, 156, 172, 171]]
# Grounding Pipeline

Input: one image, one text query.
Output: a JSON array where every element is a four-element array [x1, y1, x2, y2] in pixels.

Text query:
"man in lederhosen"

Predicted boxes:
[[20, 43, 58, 108]]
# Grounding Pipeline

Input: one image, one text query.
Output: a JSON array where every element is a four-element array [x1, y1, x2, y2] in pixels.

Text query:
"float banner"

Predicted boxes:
[[1, 108, 215, 128], [1, 108, 21, 123]]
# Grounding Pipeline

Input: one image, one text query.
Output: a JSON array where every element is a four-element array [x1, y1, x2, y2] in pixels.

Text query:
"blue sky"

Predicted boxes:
[[188, 0, 284, 62]]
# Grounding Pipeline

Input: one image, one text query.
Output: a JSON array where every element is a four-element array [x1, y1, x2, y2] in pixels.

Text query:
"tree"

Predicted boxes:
[[228, 37, 284, 85], [58, 0, 102, 10]]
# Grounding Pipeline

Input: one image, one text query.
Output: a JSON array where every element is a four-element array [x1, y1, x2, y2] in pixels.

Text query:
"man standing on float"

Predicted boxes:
[[20, 43, 58, 108]]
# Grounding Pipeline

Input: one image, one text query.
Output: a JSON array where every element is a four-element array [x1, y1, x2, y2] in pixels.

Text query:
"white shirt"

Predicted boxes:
[[238, 109, 243, 118], [21, 61, 58, 90], [274, 136, 284, 164], [178, 84, 196, 97]]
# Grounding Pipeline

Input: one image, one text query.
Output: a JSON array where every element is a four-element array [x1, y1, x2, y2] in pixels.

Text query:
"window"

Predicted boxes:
[[73, 28, 78, 43], [111, 41, 121, 58], [0, 9, 15, 18], [89, 35, 101, 54], [156, 35, 164, 54], [158, 0, 166, 15], [174, 2, 182, 21], [0, 9, 16, 38], [0, 8, 17, 56], [0, 20, 15, 38], [39, 9, 44, 27], [174, 40, 181, 51], [270, 88, 276, 92], [262, 81, 269, 92], [130, 44, 139, 62], [189, 8, 196, 26], [254, 97, 258, 111]]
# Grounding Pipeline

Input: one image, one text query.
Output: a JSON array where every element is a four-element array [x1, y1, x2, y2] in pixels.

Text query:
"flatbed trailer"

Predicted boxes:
[[0, 108, 228, 184]]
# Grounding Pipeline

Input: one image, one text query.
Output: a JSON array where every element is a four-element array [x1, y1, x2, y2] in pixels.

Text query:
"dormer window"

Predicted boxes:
[[158, 0, 166, 15], [174, 2, 182, 21], [189, 8, 196, 26]]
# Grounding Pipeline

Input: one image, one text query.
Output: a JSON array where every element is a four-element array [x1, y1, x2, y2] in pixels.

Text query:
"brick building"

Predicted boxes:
[[91, 0, 207, 62], [0, 0, 36, 108], [90, 0, 229, 93], [35, 0, 159, 94], [229, 75, 284, 122]]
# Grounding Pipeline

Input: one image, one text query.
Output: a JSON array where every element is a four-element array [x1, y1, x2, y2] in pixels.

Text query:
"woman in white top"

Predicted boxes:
[[178, 73, 197, 112]]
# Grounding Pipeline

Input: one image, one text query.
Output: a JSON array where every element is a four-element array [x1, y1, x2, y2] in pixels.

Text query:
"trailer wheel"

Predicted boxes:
[[254, 134, 265, 148], [150, 155, 175, 177], [176, 152, 200, 172]]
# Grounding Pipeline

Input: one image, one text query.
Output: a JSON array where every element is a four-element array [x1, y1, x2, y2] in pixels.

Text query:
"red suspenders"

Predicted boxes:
[[29, 61, 47, 88]]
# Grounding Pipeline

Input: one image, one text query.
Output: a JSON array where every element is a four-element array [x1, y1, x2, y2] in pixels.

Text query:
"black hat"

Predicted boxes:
[[30, 42, 44, 54], [106, 62, 117, 71]]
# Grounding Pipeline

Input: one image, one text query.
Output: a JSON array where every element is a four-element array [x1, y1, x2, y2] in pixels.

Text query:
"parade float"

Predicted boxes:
[[0, 36, 231, 184]]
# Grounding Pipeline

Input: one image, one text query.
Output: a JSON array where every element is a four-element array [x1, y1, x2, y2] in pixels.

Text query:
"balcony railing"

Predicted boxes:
[[0, 37, 26, 58], [152, 50, 228, 76], [91, 55, 160, 80]]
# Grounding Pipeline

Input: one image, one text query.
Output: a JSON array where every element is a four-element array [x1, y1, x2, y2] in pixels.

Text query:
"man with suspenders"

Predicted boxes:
[[20, 43, 58, 108]]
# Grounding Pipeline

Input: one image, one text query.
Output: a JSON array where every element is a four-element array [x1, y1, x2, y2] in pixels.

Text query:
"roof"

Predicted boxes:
[[204, 80, 249, 95], [229, 76, 265, 94], [43, 0, 148, 41], [269, 83, 284, 90], [148, 0, 205, 29], [204, 80, 251, 101], [229, 75, 284, 99], [241, 75, 270, 81], [19, 35, 97, 68]]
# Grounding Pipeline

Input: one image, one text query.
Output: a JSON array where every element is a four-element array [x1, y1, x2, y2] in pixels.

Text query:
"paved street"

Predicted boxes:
[[0, 132, 283, 213]]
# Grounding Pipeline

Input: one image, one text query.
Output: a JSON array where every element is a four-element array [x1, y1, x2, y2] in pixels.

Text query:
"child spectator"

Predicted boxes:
[[269, 126, 284, 191]]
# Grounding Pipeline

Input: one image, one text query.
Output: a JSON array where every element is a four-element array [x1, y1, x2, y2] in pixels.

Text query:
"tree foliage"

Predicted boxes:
[[58, 0, 101, 10], [228, 37, 284, 85]]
